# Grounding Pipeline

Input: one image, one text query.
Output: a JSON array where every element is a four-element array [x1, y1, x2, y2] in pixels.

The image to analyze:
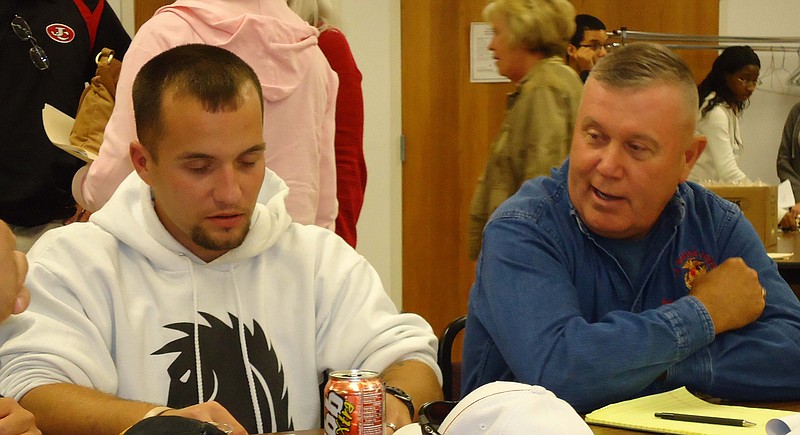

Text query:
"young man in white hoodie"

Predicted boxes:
[[0, 44, 441, 435]]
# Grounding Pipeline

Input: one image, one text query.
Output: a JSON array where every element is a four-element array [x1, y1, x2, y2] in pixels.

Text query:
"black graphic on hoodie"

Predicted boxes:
[[153, 312, 293, 433]]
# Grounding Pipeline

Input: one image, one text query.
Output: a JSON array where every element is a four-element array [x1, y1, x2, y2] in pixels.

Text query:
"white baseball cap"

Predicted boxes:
[[395, 381, 592, 435]]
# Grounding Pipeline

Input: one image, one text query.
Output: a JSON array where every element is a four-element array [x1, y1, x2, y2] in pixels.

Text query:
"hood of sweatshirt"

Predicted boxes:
[[156, 0, 321, 102], [91, 168, 293, 269]]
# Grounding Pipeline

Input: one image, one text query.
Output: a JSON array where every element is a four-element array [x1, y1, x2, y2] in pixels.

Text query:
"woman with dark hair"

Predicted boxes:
[[689, 46, 761, 183]]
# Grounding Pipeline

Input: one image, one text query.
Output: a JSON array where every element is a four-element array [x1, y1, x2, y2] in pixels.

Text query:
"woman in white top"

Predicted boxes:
[[689, 46, 761, 183]]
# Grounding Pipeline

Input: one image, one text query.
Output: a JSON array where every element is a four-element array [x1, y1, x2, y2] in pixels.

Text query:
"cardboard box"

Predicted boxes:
[[706, 185, 777, 250]]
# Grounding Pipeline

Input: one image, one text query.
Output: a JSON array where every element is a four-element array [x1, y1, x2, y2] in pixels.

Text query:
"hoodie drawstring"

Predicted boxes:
[[185, 257, 205, 405], [181, 257, 265, 433], [230, 265, 265, 434]]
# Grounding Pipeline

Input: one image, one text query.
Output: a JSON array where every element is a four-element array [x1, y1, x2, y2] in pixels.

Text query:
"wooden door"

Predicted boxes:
[[400, 1, 719, 341], [134, 0, 173, 30], [400, 0, 512, 340]]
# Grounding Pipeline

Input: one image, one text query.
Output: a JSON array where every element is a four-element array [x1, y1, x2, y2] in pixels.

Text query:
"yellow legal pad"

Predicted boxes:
[[584, 387, 797, 434]]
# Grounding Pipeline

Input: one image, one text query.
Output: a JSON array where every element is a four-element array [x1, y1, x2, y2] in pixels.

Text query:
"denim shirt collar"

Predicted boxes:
[[561, 162, 688, 309]]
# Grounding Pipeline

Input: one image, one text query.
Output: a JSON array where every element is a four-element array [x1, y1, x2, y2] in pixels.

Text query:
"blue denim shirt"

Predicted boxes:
[[462, 159, 800, 413]]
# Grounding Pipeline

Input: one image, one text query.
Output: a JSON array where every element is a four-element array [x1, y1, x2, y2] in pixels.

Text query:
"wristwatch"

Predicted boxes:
[[385, 385, 415, 419]]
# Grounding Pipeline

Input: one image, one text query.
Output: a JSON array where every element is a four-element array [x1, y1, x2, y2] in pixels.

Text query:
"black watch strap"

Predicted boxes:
[[385, 385, 415, 419]]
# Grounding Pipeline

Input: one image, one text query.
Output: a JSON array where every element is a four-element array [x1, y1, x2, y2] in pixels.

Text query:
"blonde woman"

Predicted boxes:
[[288, 0, 366, 248], [468, 0, 583, 259]]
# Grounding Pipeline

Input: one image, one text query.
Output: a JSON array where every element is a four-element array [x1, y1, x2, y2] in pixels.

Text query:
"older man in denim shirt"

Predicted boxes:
[[463, 42, 800, 413]]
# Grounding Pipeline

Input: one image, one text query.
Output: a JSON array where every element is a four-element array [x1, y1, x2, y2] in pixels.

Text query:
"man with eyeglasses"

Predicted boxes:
[[0, 1, 130, 252], [566, 14, 608, 82]]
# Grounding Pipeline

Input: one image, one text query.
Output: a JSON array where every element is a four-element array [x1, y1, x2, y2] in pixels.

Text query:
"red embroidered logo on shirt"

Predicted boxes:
[[681, 257, 708, 289], [674, 250, 716, 290], [45, 23, 75, 43]]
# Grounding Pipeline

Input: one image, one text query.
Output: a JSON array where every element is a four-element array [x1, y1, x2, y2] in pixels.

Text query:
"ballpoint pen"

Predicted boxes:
[[654, 412, 756, 427]]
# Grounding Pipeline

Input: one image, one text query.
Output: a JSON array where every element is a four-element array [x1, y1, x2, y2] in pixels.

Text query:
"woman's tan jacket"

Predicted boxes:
[[468, 57, 582, 260]]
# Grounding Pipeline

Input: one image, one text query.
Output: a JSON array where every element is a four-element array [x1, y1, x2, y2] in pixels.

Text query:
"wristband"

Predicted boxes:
[[385, 385, 415, 420], [143, 406, 173, 419]]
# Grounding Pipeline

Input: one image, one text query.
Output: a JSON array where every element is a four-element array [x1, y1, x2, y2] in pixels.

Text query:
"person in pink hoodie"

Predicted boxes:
[[72, 0, 339, 230]]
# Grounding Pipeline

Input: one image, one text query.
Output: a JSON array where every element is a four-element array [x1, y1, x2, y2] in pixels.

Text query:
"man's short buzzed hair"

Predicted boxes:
[[590, 42, 698, 117], [132, 44, 264, 158]]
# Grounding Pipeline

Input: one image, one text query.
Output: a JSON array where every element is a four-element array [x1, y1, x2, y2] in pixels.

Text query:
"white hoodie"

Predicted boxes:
[[0, 170, 439, 434]]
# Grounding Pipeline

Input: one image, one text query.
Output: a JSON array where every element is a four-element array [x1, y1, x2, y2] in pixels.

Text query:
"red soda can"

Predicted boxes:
[[323, 369, 384, 435]]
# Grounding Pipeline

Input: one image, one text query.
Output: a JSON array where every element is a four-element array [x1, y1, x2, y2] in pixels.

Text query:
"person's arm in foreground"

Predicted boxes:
[[0, 222, 30, 321], [382, 359, 443, 427], [0, 398, 39, 435], [19, 383, 246, 435], [665, 221, 800, 401], [312, 233, 441, 429], [0, 222, 246, 435], [0, 223, 39, 435]]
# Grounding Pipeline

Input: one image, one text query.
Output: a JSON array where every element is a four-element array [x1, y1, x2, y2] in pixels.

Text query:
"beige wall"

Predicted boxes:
[[721, 0, 800, 184]]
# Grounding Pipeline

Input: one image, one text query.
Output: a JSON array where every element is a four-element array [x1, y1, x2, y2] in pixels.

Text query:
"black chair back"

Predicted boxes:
[[437, 315, 467, 401]]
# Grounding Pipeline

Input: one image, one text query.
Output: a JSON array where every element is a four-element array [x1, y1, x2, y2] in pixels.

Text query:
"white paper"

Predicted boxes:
[[767, 413, 800, 435], [42, 104, 97, 162], [779, 179, 796, 210], [777, 179, 796, 225], [469, 22, 511, 83]]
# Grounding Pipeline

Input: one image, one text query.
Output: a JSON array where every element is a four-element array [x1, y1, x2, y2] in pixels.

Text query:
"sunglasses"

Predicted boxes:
[[11, 15, 49, 70], [419, 400, 458, 435]]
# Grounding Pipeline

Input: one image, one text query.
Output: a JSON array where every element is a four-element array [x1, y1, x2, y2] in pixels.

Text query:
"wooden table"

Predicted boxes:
[[270, 400, 800, 434], [774, 231, 800, 264]]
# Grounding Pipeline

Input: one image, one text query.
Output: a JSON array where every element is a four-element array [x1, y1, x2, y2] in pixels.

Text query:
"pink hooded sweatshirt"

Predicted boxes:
[[73, 0, 338, 230]]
